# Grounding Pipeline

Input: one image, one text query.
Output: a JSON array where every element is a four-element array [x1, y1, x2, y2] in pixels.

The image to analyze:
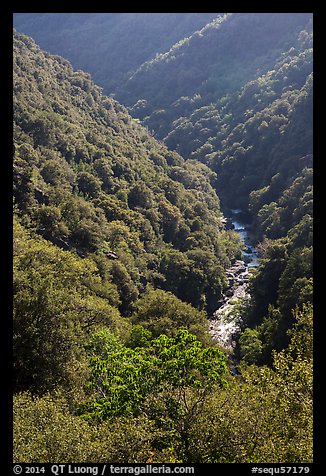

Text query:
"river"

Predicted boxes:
[[231, 209, 260, 268], [209, 209, 260, 350]]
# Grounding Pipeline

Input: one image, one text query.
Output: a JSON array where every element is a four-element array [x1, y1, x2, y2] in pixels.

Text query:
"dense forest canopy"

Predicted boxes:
[[12, 12, 313, 465]]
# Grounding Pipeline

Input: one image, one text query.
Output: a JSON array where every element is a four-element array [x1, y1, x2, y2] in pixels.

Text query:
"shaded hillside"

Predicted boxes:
[[117, 13, 311, 108], [203, 45, 312, 210], [13, 13, 221, 94]]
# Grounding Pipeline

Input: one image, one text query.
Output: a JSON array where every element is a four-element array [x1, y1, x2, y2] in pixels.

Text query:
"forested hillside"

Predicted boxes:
[[13, 13, 221, 94], [12, 13, 313, 465], [116, 14, 311, 107]]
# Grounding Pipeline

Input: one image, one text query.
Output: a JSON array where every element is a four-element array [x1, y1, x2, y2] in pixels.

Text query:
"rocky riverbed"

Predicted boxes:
[[209, 210, 259, 350], [209, 260, 252, 349]]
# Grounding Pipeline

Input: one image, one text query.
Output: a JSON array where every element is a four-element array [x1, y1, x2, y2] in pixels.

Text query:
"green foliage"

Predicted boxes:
[[186, 304, 313, 463], [77, 171, 102, 198], [86, 327, 125, 359], [13, 217, 127, 393], [79, 329, 228, 421], [159, 247, 227, 312], [238, 231, 312, 364], [238, 328, 263, 364], [15, 306, 311, 463], [14, 391, 166, 463], [131, 287, 212, 343], [79, 329, 228, 460], [126, 325, 153, 349]]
